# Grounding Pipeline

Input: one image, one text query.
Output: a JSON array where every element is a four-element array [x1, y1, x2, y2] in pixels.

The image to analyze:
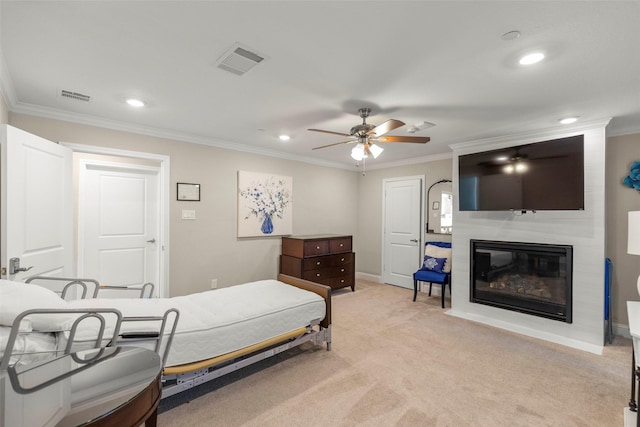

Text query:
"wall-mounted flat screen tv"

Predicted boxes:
[[458, 135, 584, 211]]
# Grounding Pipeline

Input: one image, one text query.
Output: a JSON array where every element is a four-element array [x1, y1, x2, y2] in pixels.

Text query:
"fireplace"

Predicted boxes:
[[470, 240, 573, 323]]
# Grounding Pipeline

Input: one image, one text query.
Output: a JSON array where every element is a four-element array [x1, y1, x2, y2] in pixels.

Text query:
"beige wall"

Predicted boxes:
[[8, 113, 359, 296], [5, 108, 639, 331], [355, 159, 453, 275], [606, 133, 640, 326]]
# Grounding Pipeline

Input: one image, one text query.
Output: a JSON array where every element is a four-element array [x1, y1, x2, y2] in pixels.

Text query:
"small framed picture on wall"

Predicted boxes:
[[177, 182, 200, 201]]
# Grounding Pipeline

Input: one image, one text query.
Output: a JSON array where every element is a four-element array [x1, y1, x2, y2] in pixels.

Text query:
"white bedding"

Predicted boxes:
[[66, 279, 326, 367], [0, 326, 60, 367]]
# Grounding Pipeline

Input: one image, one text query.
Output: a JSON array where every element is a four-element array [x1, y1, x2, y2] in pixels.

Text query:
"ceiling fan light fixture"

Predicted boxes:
[[278, 134, 291, 141], [369, 143, 384, 159], [351, 144, 366, 161]]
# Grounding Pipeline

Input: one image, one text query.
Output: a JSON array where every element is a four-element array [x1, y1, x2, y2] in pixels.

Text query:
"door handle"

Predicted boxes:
[[9, 257, 33, 275], [146, 239, 156, 243], [410, 239, 419, 243]]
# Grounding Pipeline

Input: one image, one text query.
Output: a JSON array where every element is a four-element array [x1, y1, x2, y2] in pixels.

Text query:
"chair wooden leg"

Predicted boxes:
[[413, 279, 418, 302]]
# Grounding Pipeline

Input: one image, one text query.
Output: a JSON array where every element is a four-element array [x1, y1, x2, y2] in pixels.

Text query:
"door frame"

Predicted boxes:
[[381, 175, 425, 286], [62, 143, 170, 297]]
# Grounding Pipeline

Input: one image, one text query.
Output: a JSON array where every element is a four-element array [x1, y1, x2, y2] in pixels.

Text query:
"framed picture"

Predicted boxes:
[[177, 182, 200, 201], [237, 171, 292, 237], [432, 201, 440, 210]]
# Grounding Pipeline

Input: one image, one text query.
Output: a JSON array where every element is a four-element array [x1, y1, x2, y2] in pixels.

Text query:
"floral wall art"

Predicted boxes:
[[237, 171, 292, 237]]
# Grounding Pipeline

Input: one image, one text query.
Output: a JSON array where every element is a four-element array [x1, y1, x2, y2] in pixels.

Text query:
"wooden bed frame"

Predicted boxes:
[[160, 274, 332, 398]]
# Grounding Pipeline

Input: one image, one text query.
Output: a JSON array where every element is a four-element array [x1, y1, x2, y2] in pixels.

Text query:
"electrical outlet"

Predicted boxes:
[[211, 279, 217, 289]]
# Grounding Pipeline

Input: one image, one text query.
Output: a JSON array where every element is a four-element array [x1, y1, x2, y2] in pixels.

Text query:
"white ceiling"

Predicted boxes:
[[2, 1, 639, 170]]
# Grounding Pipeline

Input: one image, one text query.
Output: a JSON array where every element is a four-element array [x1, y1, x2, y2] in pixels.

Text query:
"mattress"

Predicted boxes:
[[66, 279, 326, 367], [0, 326, 59, 367]]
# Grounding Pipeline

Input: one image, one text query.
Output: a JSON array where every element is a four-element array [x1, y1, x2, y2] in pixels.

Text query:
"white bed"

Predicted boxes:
[[1, 274, 332, 398], [65, 278, 326, 367]]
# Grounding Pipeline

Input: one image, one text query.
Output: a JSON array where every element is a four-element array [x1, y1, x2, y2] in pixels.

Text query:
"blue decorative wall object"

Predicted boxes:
[[624, 161, 640, 190]]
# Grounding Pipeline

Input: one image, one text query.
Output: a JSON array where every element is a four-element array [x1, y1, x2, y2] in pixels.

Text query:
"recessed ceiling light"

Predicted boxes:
[[519, 52, 545, 65], [559, 117, 579, 125], [278, 134, 291, 141], [126, 98, 145, 107]]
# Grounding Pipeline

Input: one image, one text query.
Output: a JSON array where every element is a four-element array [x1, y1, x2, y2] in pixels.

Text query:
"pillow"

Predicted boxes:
[[425, 244, 452, 273], [422, 256, 446, 273], [0, 279, 72, 331]]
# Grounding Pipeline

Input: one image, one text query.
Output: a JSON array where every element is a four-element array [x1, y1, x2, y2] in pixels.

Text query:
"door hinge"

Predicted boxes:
[[1, 267, 6, 276]]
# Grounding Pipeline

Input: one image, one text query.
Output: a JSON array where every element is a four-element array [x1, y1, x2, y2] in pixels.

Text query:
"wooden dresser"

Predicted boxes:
[[280, 234, 355, 291]]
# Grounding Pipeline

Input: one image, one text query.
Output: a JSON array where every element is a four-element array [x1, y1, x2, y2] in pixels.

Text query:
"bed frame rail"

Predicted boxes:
[[0, 308, 123, 370], [25, 276, 101, 299], [24, 275, 156, 299], [162, 324, 331, 399], [1, 308, 180, 371]]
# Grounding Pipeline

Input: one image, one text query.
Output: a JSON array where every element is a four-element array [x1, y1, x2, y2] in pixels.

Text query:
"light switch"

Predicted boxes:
[[181, 210, 196, 220]]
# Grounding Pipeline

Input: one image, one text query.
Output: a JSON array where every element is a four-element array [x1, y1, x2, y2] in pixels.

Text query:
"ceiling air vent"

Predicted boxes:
[[216, 43, 266, 76], [60, 90, 91, 102]]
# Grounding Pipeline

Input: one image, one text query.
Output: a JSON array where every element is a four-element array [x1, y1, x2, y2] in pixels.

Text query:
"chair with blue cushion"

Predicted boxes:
[[413, 241, 452, 308]]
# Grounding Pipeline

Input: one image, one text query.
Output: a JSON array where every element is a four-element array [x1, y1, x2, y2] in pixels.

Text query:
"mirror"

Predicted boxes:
[[427, 179, 453, 235]]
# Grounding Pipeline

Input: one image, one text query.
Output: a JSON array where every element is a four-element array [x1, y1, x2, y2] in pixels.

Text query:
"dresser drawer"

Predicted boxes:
[[302, 264, 353, 282], [302, 252, 354, 270], [303, 239, 330, 256], [323, 275, 354, 289], [329, 237, 352, 253]]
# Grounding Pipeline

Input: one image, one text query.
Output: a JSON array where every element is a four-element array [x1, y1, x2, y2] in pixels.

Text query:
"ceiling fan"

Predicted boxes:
[[308, 108, 431, 160]]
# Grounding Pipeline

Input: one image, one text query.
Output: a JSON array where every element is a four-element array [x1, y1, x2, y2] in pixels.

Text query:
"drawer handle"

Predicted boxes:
[[316, 246, 320, 250], [316, 273, 321, 277], [340, 279, 345, 283], [340, 258, 344, 262], [316, 261, 321, 266], [339, 243, 344, 247], [341, 268, 345, 272]]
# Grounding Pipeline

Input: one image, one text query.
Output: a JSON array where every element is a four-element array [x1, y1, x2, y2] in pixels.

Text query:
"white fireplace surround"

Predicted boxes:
[[448, 118, 610, 354]]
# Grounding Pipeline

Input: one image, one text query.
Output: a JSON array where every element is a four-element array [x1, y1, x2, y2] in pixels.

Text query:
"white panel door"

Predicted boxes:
[[1, 125, 73, 281], [79, 162, 159, 297], [382, 177, 423, 289]]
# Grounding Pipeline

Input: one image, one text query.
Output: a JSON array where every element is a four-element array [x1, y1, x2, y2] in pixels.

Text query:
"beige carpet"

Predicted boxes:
[[158, 279, 630, 426]]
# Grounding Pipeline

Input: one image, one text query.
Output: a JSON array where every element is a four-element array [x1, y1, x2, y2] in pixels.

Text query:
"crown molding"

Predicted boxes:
[[8, 101, 356, 171]]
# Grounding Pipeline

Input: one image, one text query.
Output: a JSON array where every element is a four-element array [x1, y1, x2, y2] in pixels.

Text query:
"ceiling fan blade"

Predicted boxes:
[[376, 135, 431, 144], [308, 128, 351, 137], [368, 119, 405, 137], [312, 139, 357, 150]]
